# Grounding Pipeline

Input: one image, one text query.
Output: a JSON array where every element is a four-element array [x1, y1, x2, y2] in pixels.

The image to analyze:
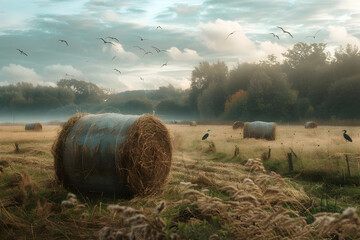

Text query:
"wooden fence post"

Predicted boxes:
[[287, 153, 294, 172], [345, 154, 351, 177]]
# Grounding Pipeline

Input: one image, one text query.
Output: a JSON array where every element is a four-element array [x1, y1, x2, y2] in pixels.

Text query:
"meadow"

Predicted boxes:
[[0, 123, 359, 239]]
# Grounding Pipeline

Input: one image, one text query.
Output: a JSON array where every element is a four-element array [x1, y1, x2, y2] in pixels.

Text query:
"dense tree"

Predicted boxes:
[[57, 79, 104, 104], [223, 89, 248, 120], [197, 82, 227, 119]]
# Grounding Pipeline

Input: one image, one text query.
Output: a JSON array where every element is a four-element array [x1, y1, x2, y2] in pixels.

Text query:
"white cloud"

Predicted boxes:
[[255, 41, 287, 62], [104, 10, 120, 22], [0, 64, 55, 86], [167, 47, 202, 61], [199, 19, 256, 53], [327, 26, 360, 46], [103, 42, 139, 61], [171, 4, 201, 16], [44, 64, 84, 80]]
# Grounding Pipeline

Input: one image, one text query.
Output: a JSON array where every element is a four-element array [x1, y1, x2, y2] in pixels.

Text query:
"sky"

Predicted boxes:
[[0, 0, 360, 92]]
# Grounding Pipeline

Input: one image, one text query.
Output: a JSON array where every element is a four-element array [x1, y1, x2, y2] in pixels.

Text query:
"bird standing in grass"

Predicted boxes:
[[202, 130, 211, 140], [343, 130, 352, 142]]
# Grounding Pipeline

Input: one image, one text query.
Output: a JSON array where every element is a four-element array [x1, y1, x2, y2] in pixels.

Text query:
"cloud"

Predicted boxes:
[[44, 64, 84, 81], [106, 42, 139, 61], [327, 26, 360, 46], [255, 41, 287, 62], [0, 64, 55, 86], [170, 4, 202, 16], [167, 47, 202, 61], [199, 19, 256, 53]]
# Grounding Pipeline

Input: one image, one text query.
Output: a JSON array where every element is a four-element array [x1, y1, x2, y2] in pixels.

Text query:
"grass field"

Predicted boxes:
[[0, 124, 359, 239]]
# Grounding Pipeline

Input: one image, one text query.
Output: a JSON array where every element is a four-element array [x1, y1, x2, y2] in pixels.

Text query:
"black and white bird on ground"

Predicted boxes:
[[343, 130, 352, 142], [58, 39, 69, 46], [17, 49, 28, 56], [277, 26, 293, 38], [202, 130, 211, 140]]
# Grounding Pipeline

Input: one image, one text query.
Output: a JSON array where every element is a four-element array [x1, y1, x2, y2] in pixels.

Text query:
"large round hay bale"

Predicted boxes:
[[305, 121, 318, 129], [189, 121, 197, 126], [243, 121, 276, 140], [233, 121, 244, 129], [52, 113, 172, 197], [25, 123, 42, 131]]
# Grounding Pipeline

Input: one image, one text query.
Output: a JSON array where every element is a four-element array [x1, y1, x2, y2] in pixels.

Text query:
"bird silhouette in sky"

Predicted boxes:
[[277, 26, 293, 38], [113, 68, 121, 74], [17, 49, 28, 56], [306, 30, 321, 39], [142, 51, 153, 57], [225, 31, 238, 40], [58, 39, 69, 46], [106, 36, 119, 42], [156, 26, 162, 30], [152, 46, 161, 53], [112, 56, 116, 60], [136, 36, 148, 41], [160, 61, 168, 68], [270, 33, 280, 40], [139, 76, 144, 81], [97, 38, 114, 45], [133, 46, 146, 52]]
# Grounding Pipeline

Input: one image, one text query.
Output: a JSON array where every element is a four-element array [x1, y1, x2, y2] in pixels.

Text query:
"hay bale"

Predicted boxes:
[[305, 121, 318, 129], [52, 113, 172, 197], [243, 121, 276, 140], [25, 123, 42, 131], [189, 121, 197, 126], [233, 121, 244, 129]]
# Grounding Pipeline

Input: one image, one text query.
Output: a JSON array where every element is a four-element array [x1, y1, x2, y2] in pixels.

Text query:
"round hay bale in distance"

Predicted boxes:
[[243, 121, 276, 140], [305, 121, 318, 129], [232, 121, 244, 129], [189, 121, 197, 126], [25, 122, 42, 131], [52, 113, 172, 198]]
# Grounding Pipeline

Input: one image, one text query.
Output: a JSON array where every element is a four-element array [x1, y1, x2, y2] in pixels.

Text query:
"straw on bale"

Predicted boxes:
[[243, 121, 276, 140], [305, 121, 318, 129], [232, 121, 244, 129], [25, 122, 42, 131], [189, 121, 197, 126], [52, 113, 172, 197]]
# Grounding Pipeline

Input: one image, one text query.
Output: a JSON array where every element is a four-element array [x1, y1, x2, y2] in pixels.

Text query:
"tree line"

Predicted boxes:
[[1, 43, 360, 121]]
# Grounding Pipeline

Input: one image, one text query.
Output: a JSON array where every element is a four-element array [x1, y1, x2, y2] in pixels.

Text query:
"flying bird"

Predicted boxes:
[[58, 39, 69, 46], [106, 36, 119, 42], [139, 76, 144, 81], [152, 46, 161, 53], [112, 56, 117, 60], [156, 26, 162, 30], [113, 68, 121, 74], [306, 30, 321, 39], [133, 46, 146, 52], [225, 31, 238, 40], [202, 130, 211, 140], [343, 130, 352, 142], [136, 36, 148, 41], [97, 38, 114, 45], [270, 33, 280, 40], [142, 51, 153, 57], [160, 61, 168, 68], [17, 49, 28, 56], [277, 26, 293, 38]]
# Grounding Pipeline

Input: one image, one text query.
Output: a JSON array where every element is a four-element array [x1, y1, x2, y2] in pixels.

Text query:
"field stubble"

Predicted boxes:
[[0, 124, 359, 239]]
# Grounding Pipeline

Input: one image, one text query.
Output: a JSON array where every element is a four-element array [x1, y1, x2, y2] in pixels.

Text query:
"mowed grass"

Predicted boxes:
[[0, 124, 359, 239]]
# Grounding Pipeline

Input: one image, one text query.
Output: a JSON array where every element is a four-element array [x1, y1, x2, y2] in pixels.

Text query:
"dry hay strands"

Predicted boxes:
[[232, 121, 244, 129], [305, 121, 318, 129], [52, 113, 172, 198], [25, 122, 42, 131], [243, 121, 276, 140]]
